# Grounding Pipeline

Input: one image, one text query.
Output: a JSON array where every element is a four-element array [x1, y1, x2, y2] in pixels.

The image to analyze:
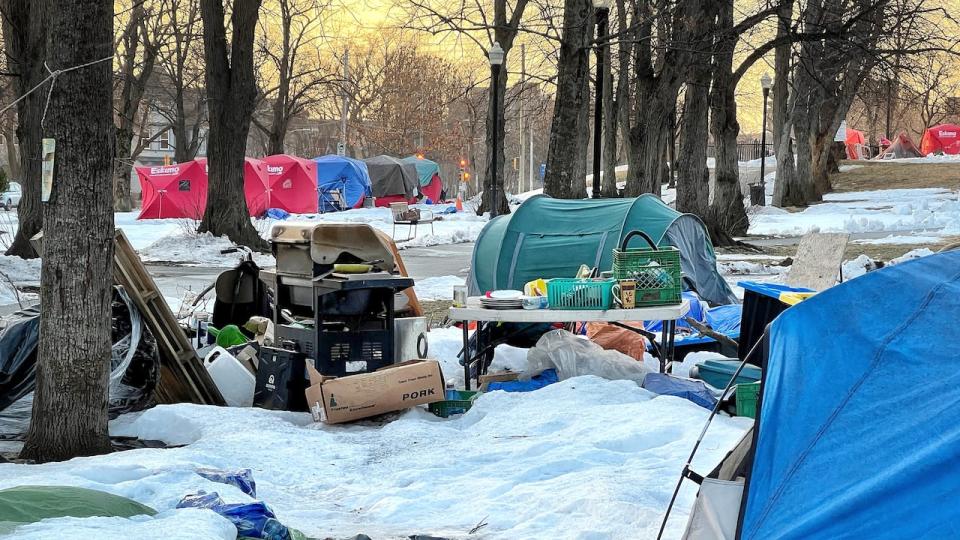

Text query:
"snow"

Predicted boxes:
[[0, 378, 750, 539], [853, 235, 943, 245], [10, 509, 236, 540], [139, 231, 276, 267], [0, 255, 40, 305], [413, 275, 464, 301], [748, 188, 960, 237]]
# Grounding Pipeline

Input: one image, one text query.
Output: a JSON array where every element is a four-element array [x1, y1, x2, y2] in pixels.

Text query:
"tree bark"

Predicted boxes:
[[199, 0, 266, 249], [2, 126, 19, 181], [676, 81, 710, 215], [600, 24, 619, 199], [20, 0, 114, 463], [771, 0, 793, 150], [543, 0, 592, 199], [1, 0, 46, 258]]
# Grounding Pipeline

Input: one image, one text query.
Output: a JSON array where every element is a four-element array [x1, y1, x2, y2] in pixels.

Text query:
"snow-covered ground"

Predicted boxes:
[[413, 275, 465, 301], [0, 328, 751, 540]]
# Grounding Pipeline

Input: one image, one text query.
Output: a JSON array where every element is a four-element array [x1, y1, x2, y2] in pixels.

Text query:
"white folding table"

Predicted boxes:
[[449, 298, 690, 390]]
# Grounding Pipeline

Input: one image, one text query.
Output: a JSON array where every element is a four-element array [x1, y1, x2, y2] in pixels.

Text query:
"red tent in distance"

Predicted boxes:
[[194, 158, 273, 217], [845, 128, 867, 160], [920, 124, 960, 155], [136, 160, 208, 219], [263, 154, 319, 214]]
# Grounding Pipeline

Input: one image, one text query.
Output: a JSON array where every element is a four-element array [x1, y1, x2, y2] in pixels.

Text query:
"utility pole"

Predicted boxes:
[[339, 48, 349, 156], [519, 44, 526, 193]]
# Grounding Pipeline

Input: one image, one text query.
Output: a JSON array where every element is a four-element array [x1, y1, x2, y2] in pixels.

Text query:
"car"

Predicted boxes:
[[1, 182, 21, 210]]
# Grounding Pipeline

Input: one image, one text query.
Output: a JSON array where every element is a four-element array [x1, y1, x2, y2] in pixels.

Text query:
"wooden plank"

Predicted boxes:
[[113, 229, 225, 405], [786, 232, 850, 291]]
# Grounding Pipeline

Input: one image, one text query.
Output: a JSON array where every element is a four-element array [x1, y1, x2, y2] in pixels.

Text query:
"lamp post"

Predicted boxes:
[[592, 0, 611, 200], [489, 42, 505, 218], [757, 72, 773, 206]]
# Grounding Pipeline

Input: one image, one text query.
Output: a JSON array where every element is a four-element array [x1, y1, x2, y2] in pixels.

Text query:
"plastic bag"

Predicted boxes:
[[526, 329, 653, 384], [195, 468, 257, 498], [177, 491, 292, 540], [0, 306, 40, 412]]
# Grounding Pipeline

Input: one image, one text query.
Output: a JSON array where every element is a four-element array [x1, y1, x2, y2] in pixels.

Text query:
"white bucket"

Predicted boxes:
[[204, 346, 256, 407]]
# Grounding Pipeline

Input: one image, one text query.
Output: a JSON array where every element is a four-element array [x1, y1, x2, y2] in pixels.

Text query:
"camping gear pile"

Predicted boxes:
[[136, 153, 447, 219]]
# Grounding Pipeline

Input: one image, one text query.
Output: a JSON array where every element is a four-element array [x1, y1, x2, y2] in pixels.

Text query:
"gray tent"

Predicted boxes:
[[364, 155, 418, 198]]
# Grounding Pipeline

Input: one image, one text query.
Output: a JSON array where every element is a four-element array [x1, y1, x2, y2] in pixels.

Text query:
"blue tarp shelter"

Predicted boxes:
[[313, 155, 372, 212], [738, 251, 960, 538]]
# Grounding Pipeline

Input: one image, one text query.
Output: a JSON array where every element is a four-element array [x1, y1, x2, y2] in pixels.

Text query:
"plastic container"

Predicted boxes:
[[429, 390, 480, 418], [736, 381, 761, 418], [694, 359, 762, 389], [547, 278, 615, 310], [612, 230, 682, 307], [204, 346, 256, 407]]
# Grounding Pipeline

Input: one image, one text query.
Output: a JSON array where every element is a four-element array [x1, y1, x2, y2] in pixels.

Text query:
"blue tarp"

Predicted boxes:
[[642, 373, 717, 409], [313, 155, 372, 212], [487, 369, 559, 392], [740, 251, 960, 539]]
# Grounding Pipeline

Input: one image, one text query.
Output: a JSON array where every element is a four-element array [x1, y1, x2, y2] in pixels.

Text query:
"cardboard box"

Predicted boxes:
[[479, 371, 520, 391], [305, 360, 445, 424]]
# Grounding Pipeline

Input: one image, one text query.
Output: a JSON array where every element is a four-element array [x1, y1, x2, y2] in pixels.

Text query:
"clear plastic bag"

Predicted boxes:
[[526, 329, 653, 384]]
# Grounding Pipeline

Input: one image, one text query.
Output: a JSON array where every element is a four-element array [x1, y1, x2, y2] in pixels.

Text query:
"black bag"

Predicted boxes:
[[254, 346, 308, 412]]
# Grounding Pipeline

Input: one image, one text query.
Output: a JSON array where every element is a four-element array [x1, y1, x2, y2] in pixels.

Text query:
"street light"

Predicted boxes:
[[757, 72, 774, 206], [592, 0, 611, 199], [489, 42, 505, 218]]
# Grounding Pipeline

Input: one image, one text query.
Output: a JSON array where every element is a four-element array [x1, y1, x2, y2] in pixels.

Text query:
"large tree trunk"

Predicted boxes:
[[3, 126, 19, 180], [113, 133, 135, 212], [600, 27, 619, 199], [676, 81, 710, 215], [199, 0, 265, 249], [20, 0, 114, 463], [771, 0, 793, 150], [2, 0, 46, 258], [543, 0, 592, 199]]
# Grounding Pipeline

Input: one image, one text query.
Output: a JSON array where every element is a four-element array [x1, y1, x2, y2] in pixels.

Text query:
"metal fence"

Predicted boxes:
[[705, 141, 773, 162]]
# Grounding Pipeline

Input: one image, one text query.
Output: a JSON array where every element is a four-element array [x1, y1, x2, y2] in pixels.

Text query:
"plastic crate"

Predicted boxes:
[[735, 381, 761, 419], [546, 278, 615, 310], [612, 230, 682, 307], [429, 390, 480, 418]]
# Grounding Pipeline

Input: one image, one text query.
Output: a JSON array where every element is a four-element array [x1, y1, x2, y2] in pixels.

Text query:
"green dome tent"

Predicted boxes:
[[469, 194, 737, 306], [401, 156, 440, 186]]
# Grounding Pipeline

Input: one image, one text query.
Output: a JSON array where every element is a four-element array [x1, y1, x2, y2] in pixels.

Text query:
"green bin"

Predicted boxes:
[[735, 381, 761, 419]]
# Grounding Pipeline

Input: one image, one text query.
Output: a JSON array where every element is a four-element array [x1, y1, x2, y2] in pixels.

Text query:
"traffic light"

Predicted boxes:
[[459, 158, 467, 168]]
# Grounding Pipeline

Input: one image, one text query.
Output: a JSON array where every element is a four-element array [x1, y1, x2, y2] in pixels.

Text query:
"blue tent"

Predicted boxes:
[[738, 251, 960, 538], [313, 155, 372, 212]]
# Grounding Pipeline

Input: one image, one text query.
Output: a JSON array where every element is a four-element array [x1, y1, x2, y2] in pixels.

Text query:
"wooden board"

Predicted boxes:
[[786, 232, 850, 291], [113, 229, 225, 405]]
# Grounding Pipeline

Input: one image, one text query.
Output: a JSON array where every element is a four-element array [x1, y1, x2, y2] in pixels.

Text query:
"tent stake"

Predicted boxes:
[[656, 337, 764, 540]]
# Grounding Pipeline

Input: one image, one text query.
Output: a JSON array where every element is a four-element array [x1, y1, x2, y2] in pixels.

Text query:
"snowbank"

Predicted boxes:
[[0, 376, 750, 539], [0, 255, 40, 305], [413, 275, 464, 301], [139, 231, 276, 267]]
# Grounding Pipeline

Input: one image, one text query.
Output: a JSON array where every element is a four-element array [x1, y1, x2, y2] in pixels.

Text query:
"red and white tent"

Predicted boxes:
[[263, 154, 319, 214], [919, 124, 960, 155], [136, 160, 208, 219], [194, 158, 273, 217]]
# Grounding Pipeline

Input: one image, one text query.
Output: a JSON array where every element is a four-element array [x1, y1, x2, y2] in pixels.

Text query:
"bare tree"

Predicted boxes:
[[199, 0, 265, 249], [21, 0, 114, 463], [155, 0, 207, 163], [0, 0, 46, 258]]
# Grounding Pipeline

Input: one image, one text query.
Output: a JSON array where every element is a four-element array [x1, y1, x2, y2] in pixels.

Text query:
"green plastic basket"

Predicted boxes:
[[612, 230, 682, 307], [429, 390, 480, 418], [546, 278, 615, 310], [735, 381, 761, 419]]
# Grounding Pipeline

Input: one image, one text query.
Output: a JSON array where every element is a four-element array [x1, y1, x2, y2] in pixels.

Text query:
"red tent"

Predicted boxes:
[[845, 128, 867, 160], [920, 124, 960, 155], [194, 158, 272, 217], [420, 173, 443, 203], [263, 154, 319, 214], [137, 160, 208, 219]]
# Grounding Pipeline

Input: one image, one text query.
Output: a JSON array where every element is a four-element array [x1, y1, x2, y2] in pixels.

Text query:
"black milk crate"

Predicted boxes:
[[315, 329, 393, 376]]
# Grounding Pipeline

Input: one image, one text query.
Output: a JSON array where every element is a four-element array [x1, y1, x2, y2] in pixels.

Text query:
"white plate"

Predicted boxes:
[[489, 290, 523, 300]]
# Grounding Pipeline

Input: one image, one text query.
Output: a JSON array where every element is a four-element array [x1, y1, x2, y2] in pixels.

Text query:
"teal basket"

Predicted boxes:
[[612, 230, 682, 307], [429, 390, 480, 418], [547, 278, 615, 310]]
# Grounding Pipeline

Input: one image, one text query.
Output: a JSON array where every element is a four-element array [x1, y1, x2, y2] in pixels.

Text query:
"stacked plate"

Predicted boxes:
[[480, 290, 524, 310]]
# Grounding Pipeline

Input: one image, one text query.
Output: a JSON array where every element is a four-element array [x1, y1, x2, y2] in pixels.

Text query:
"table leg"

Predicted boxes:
[[665, 320, 677, 372], [462, 320, 471, 391]]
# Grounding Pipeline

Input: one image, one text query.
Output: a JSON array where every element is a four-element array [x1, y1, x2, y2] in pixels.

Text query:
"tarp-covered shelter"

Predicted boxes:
[[733, 250, 960, 538], [919, 123, 960, 155], [263, 154, 318, 214], [469, 195, 737, 306], [137, 160, 208, 219], [314, 154, 372, 212], [876, 132, 923, 160], [364, 155, 418, 206], [402, 156, 443, 202], [845, 128, 867, 159]]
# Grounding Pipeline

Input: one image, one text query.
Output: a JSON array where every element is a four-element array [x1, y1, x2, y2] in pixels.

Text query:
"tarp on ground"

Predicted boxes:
[[263, 154, 318, 214], [313, 154, 372, 212], [401, 156, 441, 187], [919, 123, 960, 155], [136, 160, 208, 219], [364, 155, 417, 199], [739, 250, 960, 539], [876, 132, 923, 159], [469, 195, 738, 306], [0, 485, 156, 527], [195, 158, 271, 217], [845, 128, 867, 159]]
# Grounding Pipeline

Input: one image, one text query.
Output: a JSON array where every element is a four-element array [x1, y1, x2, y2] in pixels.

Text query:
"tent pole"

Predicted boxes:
[[656, 336, 765, 540]]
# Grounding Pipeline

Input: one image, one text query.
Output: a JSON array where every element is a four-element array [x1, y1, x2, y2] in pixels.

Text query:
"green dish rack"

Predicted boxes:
[[612, 230, 682, 307], [429, 390, 480, 418], [547, 278, 615, 310], [735, 381, 761, 419]]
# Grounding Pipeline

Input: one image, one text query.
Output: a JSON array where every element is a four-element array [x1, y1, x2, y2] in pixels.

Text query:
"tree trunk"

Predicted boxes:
[[771, 0, 793, 150], [113, 132, 134, 212], [3, 126, 20, 181], [676, 81, 710, 215], [20, 0, 114, 463], [543, 0, 592, 200], [2, 0, 46, 259], [480, 62, 510, 215], [600, 29, 619, 199], [199, 0, 266, 249]]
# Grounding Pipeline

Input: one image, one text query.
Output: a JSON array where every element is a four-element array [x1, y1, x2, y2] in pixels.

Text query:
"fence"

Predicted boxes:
[[705, 141, 773, 163]]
